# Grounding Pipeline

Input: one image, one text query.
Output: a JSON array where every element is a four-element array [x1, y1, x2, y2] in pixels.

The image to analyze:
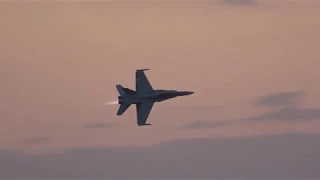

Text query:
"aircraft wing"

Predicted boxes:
[[136, 100, 154, 125], [136, 69, 153, 93]]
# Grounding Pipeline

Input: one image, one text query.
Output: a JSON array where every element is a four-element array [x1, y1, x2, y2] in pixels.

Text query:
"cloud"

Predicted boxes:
[[254, 91, 305, 107], [184, 121, 229, 129], [25, 137, 50, 144], [184, 91, 316, 129], [245, 91, 320, 122], [183, 91, 318, 129], [248, 107, 320, 122], [1, 133, 319, 178], [85, 123, 112, 129]]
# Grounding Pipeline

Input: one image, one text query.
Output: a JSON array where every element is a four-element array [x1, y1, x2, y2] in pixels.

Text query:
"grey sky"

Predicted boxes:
[[1, 133, 319, 179]]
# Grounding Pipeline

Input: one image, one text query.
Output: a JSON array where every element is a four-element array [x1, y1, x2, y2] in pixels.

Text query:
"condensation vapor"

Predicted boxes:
[[103, 101, 119, 105]]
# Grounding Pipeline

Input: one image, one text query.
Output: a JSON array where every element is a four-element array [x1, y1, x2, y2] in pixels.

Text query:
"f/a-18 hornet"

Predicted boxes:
[[116, 69, 194, 126]]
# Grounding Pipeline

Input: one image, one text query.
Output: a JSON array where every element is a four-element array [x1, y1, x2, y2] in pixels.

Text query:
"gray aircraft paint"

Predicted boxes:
[[116, 69, 194, 126]]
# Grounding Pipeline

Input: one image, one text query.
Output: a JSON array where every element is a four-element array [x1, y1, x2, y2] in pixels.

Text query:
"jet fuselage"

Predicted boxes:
[[118, 90, 194, 105], [115, 68, 194, 126]]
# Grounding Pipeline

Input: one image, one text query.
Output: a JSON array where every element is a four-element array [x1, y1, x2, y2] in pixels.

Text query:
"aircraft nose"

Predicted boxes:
[[180, 91, 194, 95], [186, 91, 194, 95]]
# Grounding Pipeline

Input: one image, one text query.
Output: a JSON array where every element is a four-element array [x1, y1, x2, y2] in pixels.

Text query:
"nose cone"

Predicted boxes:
[[179, 91, 194, 96], [186, 91, 194, 95]]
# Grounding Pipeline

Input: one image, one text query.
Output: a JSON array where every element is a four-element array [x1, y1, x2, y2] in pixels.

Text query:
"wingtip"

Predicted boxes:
[[138, 123, 152, 126], [136, 68, 150, 72]]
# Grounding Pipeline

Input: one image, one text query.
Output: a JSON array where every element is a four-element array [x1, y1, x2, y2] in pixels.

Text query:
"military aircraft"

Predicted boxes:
[[116, 69, 194, 126]]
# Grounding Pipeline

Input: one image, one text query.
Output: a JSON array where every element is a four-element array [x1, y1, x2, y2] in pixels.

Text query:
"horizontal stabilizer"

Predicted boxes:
[[117, 103, 131, 116]]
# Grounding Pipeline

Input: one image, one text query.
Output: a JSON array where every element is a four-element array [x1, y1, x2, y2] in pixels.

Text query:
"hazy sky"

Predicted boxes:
[[1, 1, 320, 178], [1, 0, 320, 155]]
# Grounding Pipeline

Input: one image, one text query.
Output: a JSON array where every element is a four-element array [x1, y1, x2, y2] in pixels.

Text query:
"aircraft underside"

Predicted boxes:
[[114, 69, 193, 126]]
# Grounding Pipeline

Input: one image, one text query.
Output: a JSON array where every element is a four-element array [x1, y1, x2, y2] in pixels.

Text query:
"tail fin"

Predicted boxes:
[[116, 84, 135, 116], [116, 84, 136, 96], [117, 103, 131, 116], [116, 85, 126, 96]]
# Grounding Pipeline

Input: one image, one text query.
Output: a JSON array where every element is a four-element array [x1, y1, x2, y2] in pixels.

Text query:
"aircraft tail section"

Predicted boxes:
[[116, 85, 126, 96], [117, 103, 131, 116], [116, 84, 136, 96], [116, 84, 135, 116]]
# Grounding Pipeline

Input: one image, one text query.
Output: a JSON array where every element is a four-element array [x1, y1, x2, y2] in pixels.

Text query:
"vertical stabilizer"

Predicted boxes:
[[116, 84, 126, 96], [116, 84, 136, 95]]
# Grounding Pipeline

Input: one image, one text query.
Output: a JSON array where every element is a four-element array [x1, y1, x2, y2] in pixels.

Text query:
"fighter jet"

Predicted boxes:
[[116, 69, 194, 126]]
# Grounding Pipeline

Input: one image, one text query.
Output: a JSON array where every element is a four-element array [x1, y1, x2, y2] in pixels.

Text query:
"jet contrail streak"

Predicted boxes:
[[103, 101, 118, 105]]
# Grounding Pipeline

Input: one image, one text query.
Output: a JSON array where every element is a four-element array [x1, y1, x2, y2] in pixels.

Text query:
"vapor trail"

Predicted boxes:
[[103, 101, 119, 106]]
